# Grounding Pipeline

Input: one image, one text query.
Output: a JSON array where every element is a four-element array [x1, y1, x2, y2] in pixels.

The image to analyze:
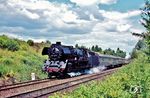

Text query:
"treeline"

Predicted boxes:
[[0, 35, 51, 52], [75, 44, 126, 58], [27, 40, 51, 46]]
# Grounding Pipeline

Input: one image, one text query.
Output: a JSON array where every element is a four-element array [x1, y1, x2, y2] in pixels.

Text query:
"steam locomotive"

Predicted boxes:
[[42, 42, 126, 78]]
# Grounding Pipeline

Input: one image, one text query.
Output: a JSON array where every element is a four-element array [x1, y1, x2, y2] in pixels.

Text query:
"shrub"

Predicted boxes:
[[7, 40, 19, 51], [0, 35, 19, 51], [46, 40, 51, 45], [27, 40, 34, 46]]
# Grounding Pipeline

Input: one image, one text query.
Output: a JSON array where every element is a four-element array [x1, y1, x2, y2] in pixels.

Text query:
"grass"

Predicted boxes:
[[50, 52, 150, 98], [0, 35, 49, 82]]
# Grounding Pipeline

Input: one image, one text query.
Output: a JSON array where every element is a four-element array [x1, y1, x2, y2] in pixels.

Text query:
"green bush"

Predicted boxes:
[[27, 40, 34, 46], [0, 35, 19, 51], [7, 40, 19, 51]]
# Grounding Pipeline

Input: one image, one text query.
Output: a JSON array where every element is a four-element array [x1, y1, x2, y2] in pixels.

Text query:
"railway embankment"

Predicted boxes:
[[51, 52, 150, 98], [0, 35, 48, 85]]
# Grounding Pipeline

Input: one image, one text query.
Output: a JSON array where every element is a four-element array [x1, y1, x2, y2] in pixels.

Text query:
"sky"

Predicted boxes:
[[0, 0, 146, 54]]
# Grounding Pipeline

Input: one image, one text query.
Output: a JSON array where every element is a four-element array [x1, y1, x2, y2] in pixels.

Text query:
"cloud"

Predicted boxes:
[[117, 24, 131, 32], [99, 10, 141, 20], [0, 0, 95, 34], [70, 0, 99, 6], [72, 9, 143, 52], [100, 0, 117, 5], [70, 0, 117, 6], [20, 9, 40, 20], [0, 0, 145, 53]]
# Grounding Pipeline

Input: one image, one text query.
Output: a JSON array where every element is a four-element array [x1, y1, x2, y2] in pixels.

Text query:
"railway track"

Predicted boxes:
[[0, 78, 51, 90], [0, 68, 118, 98]]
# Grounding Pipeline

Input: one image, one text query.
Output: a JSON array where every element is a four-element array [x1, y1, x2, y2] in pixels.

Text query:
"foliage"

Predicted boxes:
[[75, 44, 89, 50], [115, 48, 126, 58], [135, 40, 146, 50], [0, 35, 47, 81], [0, 35, 19, 51], [103, 48, 115, 55], [103, 48, 126, 58], [91, 45, 126, 58], [91, 45, 102, 53], [130, 40, 146, 59], [51, 52, 150, 98], [141, 0, 150, 61], [75, 44, 126, 58], [46, 40, 51, 44], [27, 39, 34, 46], [75, 44, 79, 48], [130, 49, 138, 59]]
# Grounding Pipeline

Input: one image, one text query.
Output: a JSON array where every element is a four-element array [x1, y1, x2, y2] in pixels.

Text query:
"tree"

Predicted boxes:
[[27, 40, 34, 46], [80, 45, 86, 48], [130, 39, 146, 59], [116, 48, 126, 58], [141, 0, 150, 61], [91, 45, 102, 53], [104, 48, 115, 55], [130, 49, 138, 59], [95, 45, 99, 51], [75, 44, 79, 48], [98, 47, 102, 53], [135, 40, 146, 50], [91, 45, 95, 51], [46, 40, 51, 44]]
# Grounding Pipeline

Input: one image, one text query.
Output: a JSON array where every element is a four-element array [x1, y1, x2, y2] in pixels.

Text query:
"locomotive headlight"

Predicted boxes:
[[75, 57, 77, 60], [45, 60, 50, 65]]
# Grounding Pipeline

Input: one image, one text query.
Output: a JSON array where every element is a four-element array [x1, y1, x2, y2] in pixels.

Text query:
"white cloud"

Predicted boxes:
[[99, 10, 141, 20], [21, 9, 40, 19], [70, 0, 99, 6], [0, 0, 145, 53], [117, 24, 131, 32], [72, 9, 144, 52], [100, 0, 117, 5], [70, 0, 117, 6], [61, 11, 78, 23], [0, 0, 94, 33]]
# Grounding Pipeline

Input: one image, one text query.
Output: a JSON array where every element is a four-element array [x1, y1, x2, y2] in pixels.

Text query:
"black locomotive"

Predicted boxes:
[[42, 42, 126, 78]]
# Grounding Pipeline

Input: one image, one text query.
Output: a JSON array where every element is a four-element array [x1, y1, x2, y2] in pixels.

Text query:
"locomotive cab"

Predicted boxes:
[[74, 48, 89, 67]]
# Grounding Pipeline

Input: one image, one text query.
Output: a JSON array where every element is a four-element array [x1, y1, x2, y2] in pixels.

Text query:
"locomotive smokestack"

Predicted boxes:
[[56, 42, 61, 45]]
